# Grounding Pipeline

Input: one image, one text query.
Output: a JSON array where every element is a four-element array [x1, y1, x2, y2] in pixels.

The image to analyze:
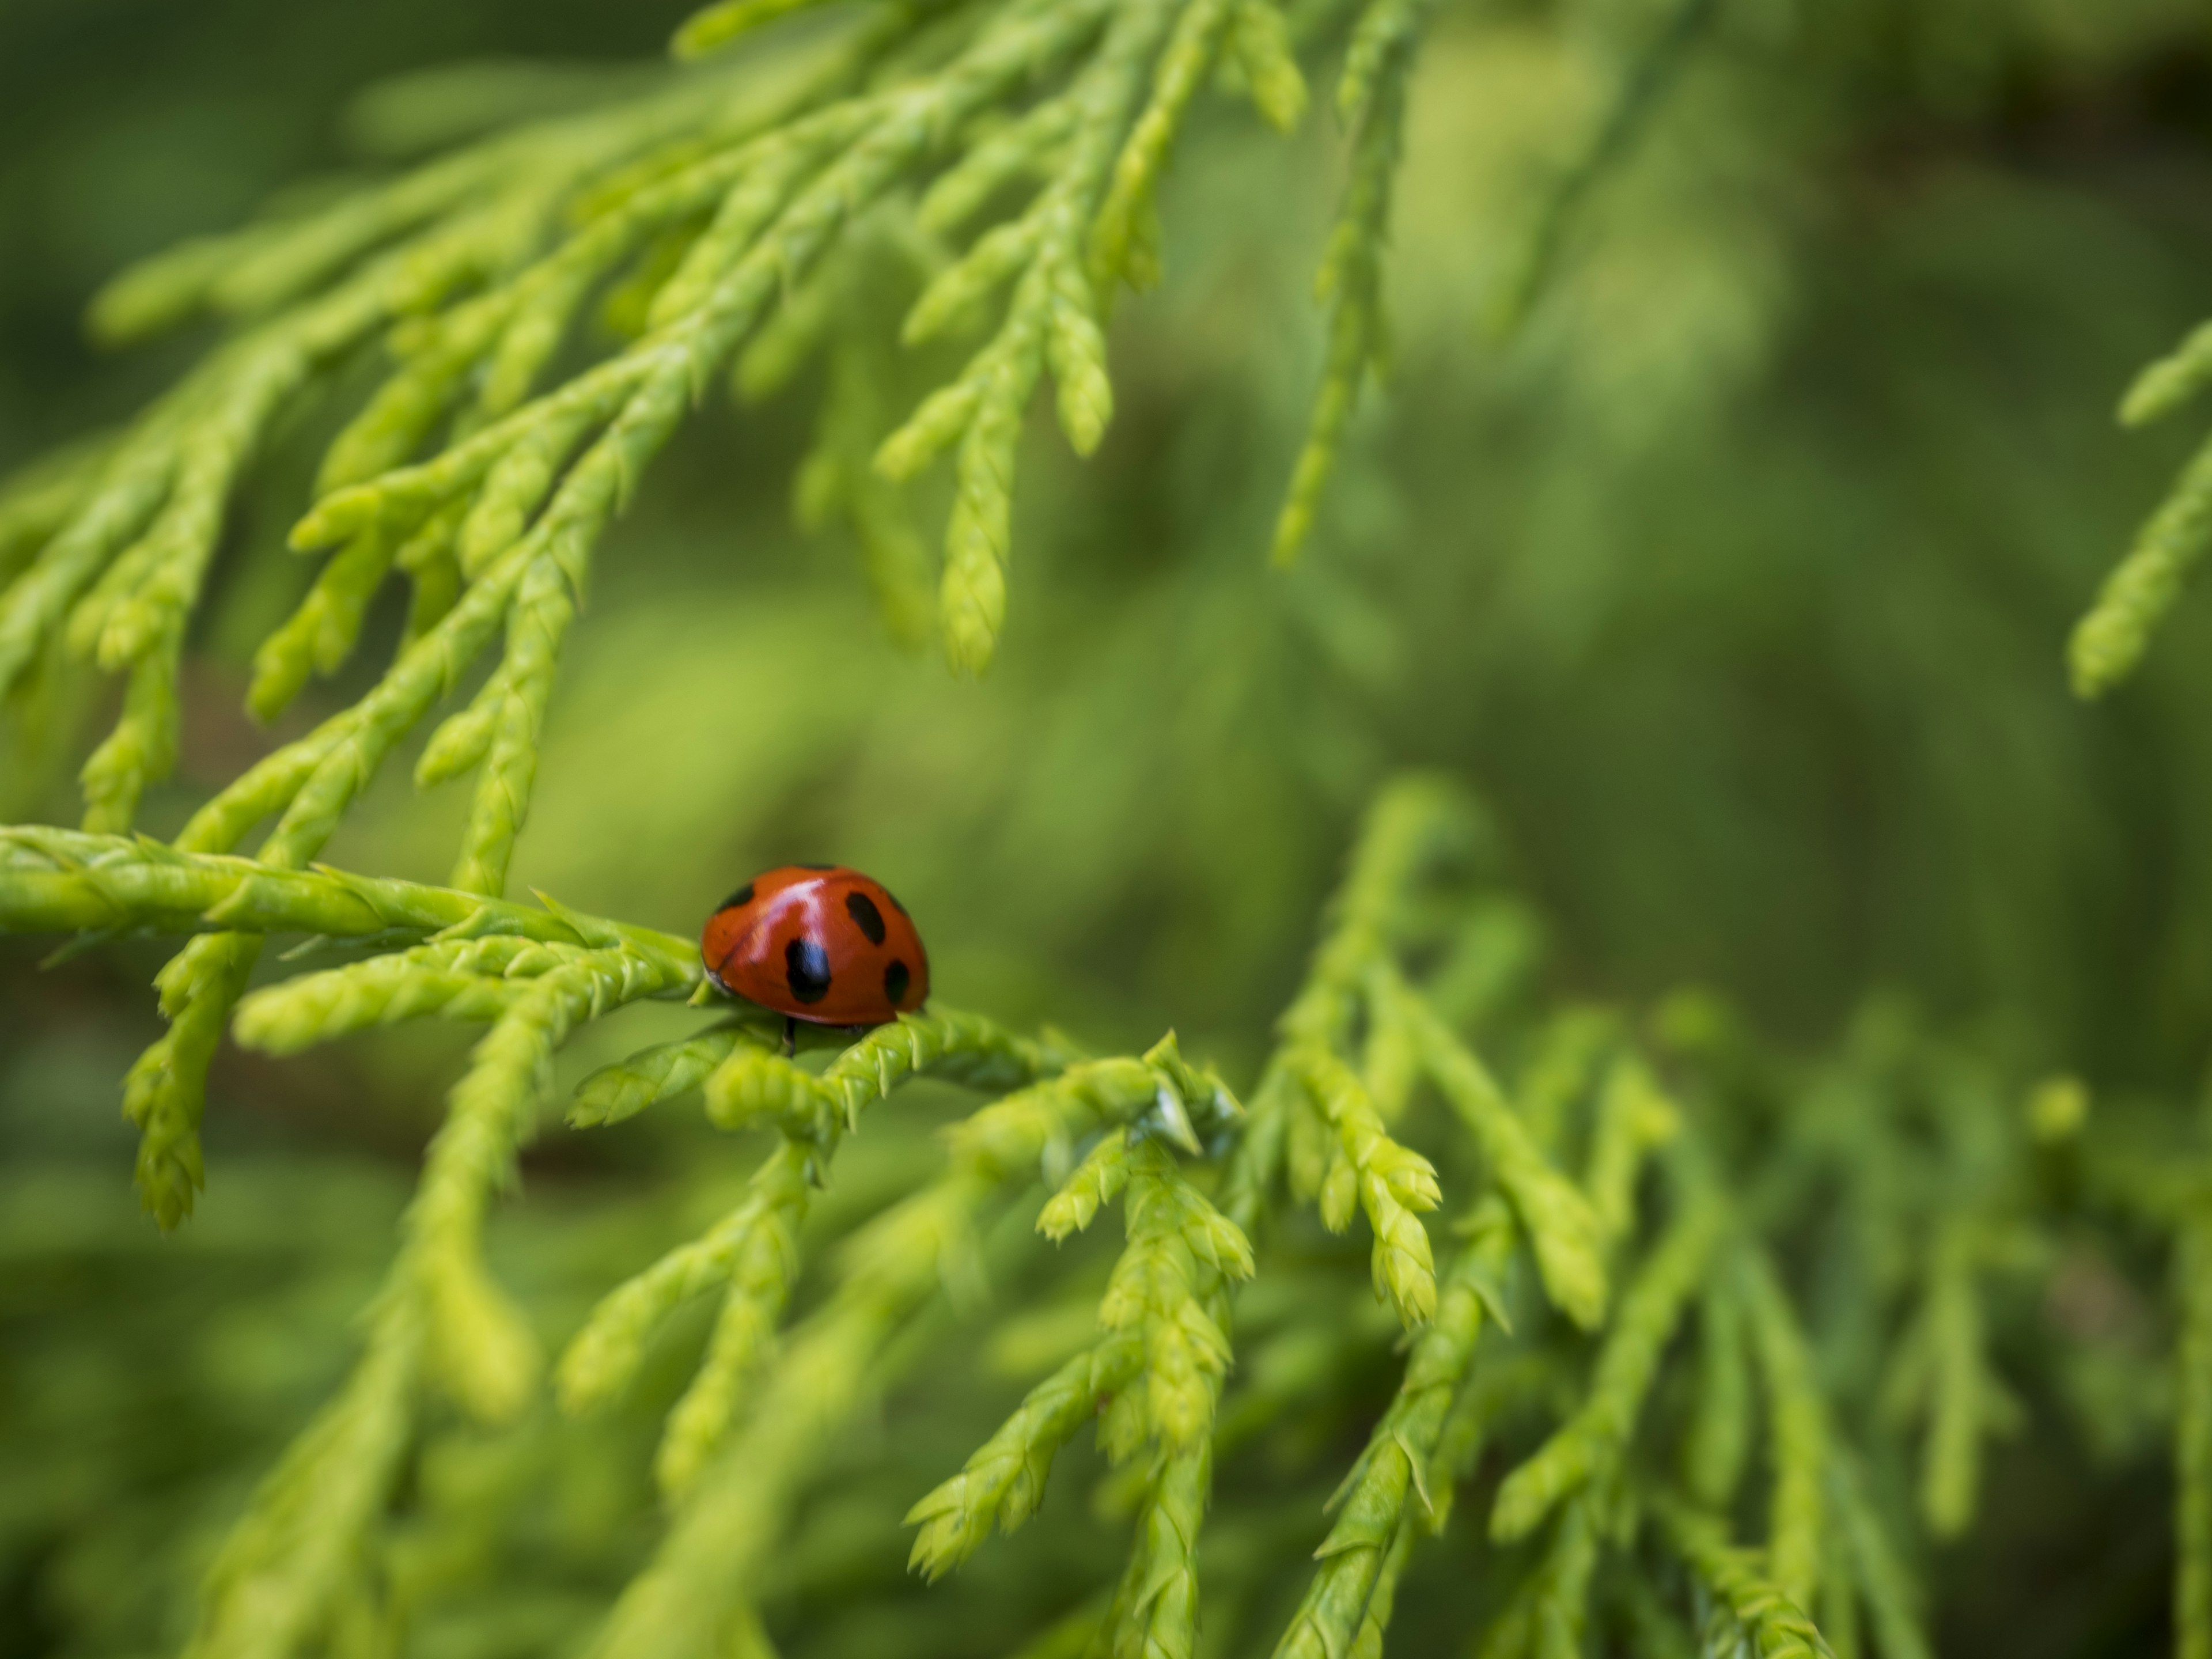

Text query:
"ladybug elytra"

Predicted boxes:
[[701, 865, 930, 1038]]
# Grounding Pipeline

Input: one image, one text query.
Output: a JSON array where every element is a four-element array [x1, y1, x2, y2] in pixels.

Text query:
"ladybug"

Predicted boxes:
[[700, 865, 929, 1048]]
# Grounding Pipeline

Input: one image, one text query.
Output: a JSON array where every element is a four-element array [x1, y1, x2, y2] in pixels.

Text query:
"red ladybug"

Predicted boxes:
[[700, 865, 929, 1042]]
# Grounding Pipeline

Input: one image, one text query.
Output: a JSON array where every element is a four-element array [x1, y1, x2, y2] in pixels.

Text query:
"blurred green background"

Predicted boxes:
[[5, 1, 2212, 1655]]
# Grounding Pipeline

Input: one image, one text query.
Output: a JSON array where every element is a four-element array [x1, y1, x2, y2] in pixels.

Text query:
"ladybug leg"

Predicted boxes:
[[782, 1016, 797, 1059]]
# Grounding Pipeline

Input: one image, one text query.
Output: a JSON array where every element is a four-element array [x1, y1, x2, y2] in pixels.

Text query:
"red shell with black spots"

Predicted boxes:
[[700, 865, 930, 1027]]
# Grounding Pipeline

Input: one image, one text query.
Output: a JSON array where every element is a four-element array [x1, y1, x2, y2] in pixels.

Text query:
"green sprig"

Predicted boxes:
[[2071, 426, 2212, 698], [1583, 1054, 1680, 1245], [571, 1022, 768, 1127], [1096, 1138, 1253, 1452], [1270, 0, 1429, 566], [1477, 1495, 1602, 1659], [1094, 1443, 1210, 1659], [1490, 1183, 1721, 1541], [2074, 312, 2212, 695], [596, 1054, 1185, 1659], [1484, 0, 1719, 338], [703, 1006, 1063, 1145], [1652, 1495, 1836, 1659], [1271, 1200, 1516, 1659], [1286, 1044, 1441, 1326], [1738, 1249, 1831, 1611], [1397, 980, 1609, 1331], [1828, 1456, 1933, 1659], [0, 825, 694, 965], [233, 935, 594, 1053], [555, 1137, 808, 1421], [907, 1335, 1146, 1578], [1882, 1218, 2018, 1537], [877, 0, 1175, 673], [178, 925, 680, 1656], [1681, 1279, 1751, 1510], [2123, 318, 2212, 429]]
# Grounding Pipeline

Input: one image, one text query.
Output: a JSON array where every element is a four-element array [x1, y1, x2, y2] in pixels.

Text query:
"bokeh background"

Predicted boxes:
[[5, 2, 2212, 1656]]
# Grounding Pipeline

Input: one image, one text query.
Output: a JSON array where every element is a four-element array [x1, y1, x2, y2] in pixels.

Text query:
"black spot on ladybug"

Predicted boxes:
[[844, 891, 887, 945], [884, 960, 911, 1006], [718, 882, 755, 911], [785, 937, 832, 1004], [797, 862, 835, 871]]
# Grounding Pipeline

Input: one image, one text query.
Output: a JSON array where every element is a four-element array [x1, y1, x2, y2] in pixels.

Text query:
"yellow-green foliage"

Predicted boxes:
[[8, 5, 2212, 1659], [0, 775, 1954, 1659]]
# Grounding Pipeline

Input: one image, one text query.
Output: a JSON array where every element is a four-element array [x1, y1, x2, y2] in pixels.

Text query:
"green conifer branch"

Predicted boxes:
[[874, 0, 1196, 674], [704, 1006, 1068, 1146], [1651, 1495, 1837, 1659], [1737, 1248, 1831, 1612], [1087, 0, 1238, 290], [570, 1021, 771, 1127], [911, 1126, 1250, 1633], [1252, 777, 1536, 1330], [1039, 1123, 1141, 1237], [6, 748, 2194, 1655], [906, 1334, 1146, 1578], [4, 816, 1262, 1659], [1070, 779, 1500, 1659], [1096, 1137, 1253, 1454], [2124, 319, 2212, 428], [593, 1051, 1213, 1659], [76, 622, 183, 834], [1275, 0, 1726, 560], [1284, 1044, 1442, 1326], [1513, 1007, 1621, 1157], [247, 527, 399, 722], [182, 1296, 425, 1659], [1881, 1216, 2018, 1537], [0, 431, 112, 581], [774, 246, 940, 647], [2070, 424, 2212, 698], [1222, 0, 1309, 134], [0, 825, 693, 962], [1311, 1353, 1537, 1659], [177, 928, 687, 1658], [904, 784, 1490, 1658], [1583, 1053, 1681, 1245], [1357, 956, 1423, 1123], [556, 1135, 810, 1420], [1092, 1441, 1211, 1659], [0, 0, 1384, 1218], [1827, 1455, 1933, 1659], [0, 824, 696, 1225], [651, 1142, 815, 1499], [125, 933, 262, 1228], [1477, 1494, 1604, 1659], [232, 934, 601, 1051], [1681, 1277, 1752, 1509], [2073, 315, 2212, 696], [584, 1013, 1081, 1499], [1269, 0, 1422, 567], [1271, 1199, 1517, 1659], [116, 527, 594, 1219], [1398, 979, 1610, 1332], [1486, 0, 1720, 337], [1490, 1177, 1722, 1542]]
